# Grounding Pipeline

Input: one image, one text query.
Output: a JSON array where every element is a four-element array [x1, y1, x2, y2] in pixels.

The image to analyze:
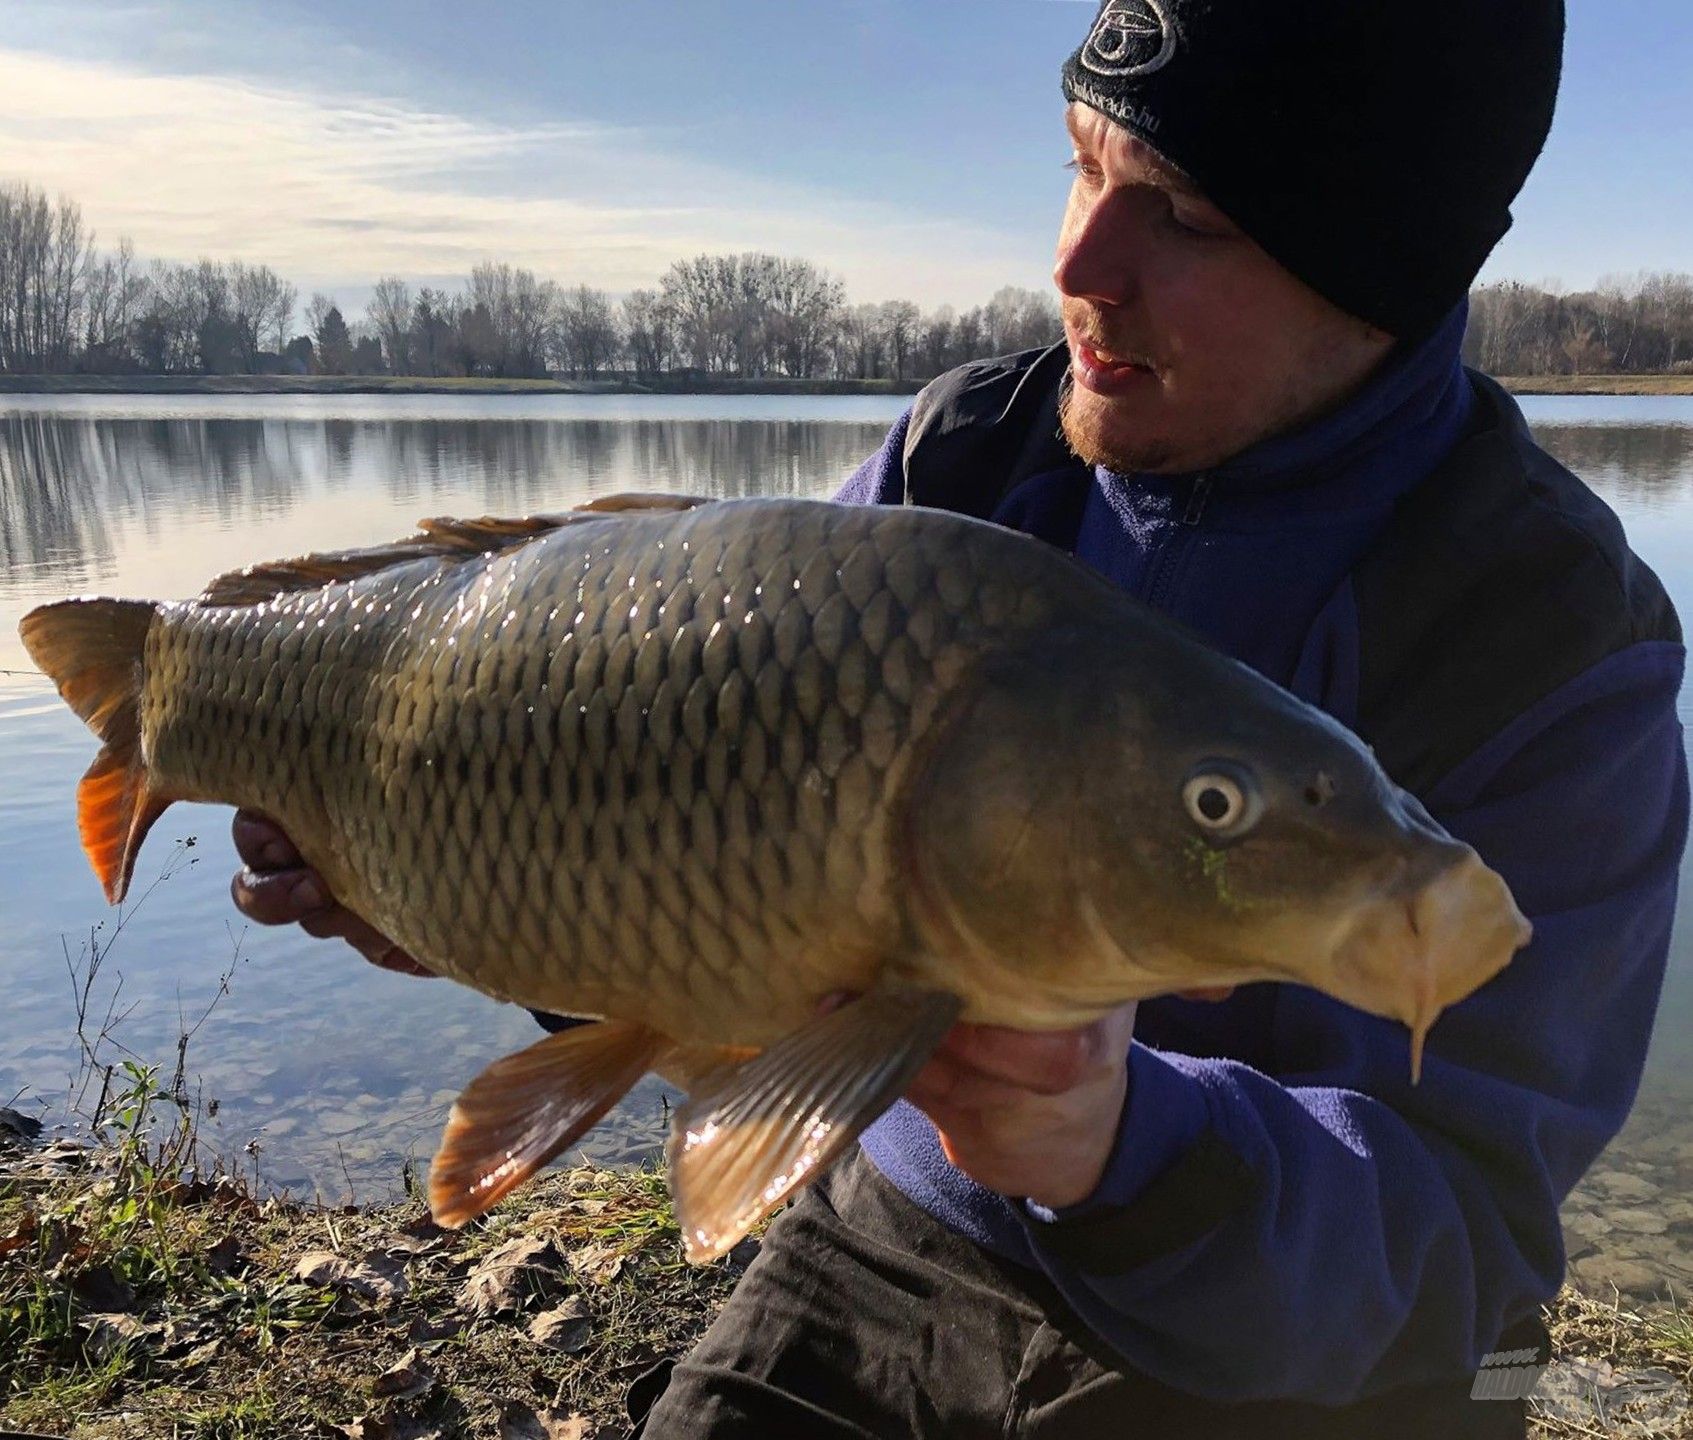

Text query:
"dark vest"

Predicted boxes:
[[900, 344, 1680, 797]]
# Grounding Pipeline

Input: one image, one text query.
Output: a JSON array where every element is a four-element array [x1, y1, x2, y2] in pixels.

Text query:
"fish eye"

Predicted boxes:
[[1181, 762, 1264, 841]]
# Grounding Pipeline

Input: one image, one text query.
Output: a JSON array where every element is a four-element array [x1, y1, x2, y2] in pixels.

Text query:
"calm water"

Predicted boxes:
[[3, 392, 1693, 1214]]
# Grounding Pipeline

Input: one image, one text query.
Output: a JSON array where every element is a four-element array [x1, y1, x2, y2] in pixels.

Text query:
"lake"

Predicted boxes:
[[2, 391, 1691, 1299]]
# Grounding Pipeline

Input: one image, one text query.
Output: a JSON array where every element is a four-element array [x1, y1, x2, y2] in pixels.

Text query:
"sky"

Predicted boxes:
[[0, 0, 1688, 315]]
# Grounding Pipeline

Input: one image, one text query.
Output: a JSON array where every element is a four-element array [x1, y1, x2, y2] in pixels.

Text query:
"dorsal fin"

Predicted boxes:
[[197, 492, 716, 607]]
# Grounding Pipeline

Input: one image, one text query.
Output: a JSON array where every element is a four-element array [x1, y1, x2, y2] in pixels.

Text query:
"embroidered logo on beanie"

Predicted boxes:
[[1080, 0, 1178, 79]]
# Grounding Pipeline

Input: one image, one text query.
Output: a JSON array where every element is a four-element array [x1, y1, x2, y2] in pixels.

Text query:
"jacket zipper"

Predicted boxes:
[[1145, 474, 1214, 613]]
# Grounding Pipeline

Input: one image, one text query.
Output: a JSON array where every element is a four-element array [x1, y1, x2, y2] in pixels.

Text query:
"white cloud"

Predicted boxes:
[[0, 46, 1051, 310]]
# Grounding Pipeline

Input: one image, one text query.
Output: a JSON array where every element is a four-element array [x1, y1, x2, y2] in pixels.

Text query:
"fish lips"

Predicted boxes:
[[1323, 846, 1532, 1081]]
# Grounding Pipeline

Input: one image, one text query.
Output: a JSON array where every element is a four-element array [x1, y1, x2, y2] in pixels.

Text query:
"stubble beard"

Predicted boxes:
[[1057, 369, 1182, 475]]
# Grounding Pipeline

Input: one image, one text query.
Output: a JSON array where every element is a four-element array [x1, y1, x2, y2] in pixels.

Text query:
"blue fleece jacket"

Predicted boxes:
[[837, 307, 1689, 1404]]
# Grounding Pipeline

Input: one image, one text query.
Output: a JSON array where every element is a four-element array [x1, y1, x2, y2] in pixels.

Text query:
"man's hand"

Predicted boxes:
[[905, 1003, 1139, 1210], [229, 810, 434, 977]]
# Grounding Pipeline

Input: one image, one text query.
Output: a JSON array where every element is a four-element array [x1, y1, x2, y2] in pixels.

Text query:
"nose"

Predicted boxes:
[[1054, 188, 1143, 308]]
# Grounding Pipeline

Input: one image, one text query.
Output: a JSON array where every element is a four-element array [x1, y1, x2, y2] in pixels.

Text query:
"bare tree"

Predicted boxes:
[[552, 284, 621, 377], [622, 289, 675, 377], [369, 275, 413, 374]]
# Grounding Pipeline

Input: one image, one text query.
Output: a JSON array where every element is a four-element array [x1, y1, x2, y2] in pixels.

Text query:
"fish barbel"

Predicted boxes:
[[20, 494, 1530, 1260]]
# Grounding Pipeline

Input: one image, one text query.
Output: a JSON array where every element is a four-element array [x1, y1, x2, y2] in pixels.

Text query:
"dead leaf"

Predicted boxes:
[[370, 1345, 436, 1401], [498, 1401, 593, 1440], [527, 1295, 593, 1354], [296, 1249, 409, 1303], [72, 1263, 136, 1313], [406, 1312, 466, 1344], [204, 1233, 247, 1275], [457, 1237, 564, 1318], [335, 1418, 442, 1440], [567, 1241, 624, 1285], [81, 1312, 160, 1362]]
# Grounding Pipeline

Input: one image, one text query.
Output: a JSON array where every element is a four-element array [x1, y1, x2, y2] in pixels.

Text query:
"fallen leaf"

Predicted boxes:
[[406, 1313, 466, 1344], [371, 1346, 436, 1401], [457, 1237, 564, 1318], [72, 1263, 136, 1313], [81, 1312, 160, 1362], [527, 1295, 593, 1354], [296, 1249, 409, 1303], [567, 1242, 624, 1286], [204, 1233, 247, 1276], [498, 1401, 593, 1440]]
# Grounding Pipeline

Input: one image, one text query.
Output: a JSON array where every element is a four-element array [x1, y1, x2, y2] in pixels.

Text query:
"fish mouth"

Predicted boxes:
[[1324, 850, 1532, 1081]]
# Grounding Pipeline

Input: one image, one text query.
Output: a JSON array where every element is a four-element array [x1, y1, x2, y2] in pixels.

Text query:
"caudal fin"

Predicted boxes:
[[18, 597, 168, 904]]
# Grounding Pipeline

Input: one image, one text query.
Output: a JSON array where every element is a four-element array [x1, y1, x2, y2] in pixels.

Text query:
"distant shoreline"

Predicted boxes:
[[1, 372, 1692, 399], [0, 373, 926, 398]]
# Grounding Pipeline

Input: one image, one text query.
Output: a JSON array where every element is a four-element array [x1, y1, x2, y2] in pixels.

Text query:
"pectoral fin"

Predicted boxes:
[[667, 989, 962, 1263], [430, 1020, 665, 1227]]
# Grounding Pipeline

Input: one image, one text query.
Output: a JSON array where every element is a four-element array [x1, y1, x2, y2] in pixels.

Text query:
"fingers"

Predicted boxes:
[[231, 810, 303, 870], [229, 815, 435, 978], [231, 864, 330, 928]]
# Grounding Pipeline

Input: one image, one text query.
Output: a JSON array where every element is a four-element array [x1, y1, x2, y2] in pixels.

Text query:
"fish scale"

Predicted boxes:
[[132, 500, 1067, 1043], [21, 492, 1532, 1259]]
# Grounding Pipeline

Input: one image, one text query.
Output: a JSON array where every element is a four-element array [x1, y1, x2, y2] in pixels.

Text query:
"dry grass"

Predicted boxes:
[[1499, 374, 1693, 396]]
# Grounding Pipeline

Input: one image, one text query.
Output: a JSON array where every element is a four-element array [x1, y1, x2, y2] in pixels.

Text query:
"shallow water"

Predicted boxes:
[[1, 392, 1690, 1290]]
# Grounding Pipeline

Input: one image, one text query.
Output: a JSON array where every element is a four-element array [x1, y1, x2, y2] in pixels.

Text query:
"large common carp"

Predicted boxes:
[[21, 494, 1529, 1260]]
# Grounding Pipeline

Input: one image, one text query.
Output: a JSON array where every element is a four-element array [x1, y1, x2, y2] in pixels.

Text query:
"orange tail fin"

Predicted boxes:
[[18, 597, 170, 904]]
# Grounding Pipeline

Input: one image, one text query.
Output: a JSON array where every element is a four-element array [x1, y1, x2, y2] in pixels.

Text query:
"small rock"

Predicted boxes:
[[371, 1346, 435, 1401], [0, 1106, 44, 1148], [1569, 1255, 1664, 1300], [1589, 1171, 1656, 1203], [528, 1296, 593, 1353], [1607, 1207, 1670, 1235]]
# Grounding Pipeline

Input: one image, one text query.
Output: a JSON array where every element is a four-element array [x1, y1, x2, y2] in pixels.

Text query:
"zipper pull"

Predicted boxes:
[[1182, 475, 1213, 526]]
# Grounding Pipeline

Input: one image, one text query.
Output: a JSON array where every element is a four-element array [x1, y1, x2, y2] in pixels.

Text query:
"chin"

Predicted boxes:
[[1058, 377, 1183, 474]]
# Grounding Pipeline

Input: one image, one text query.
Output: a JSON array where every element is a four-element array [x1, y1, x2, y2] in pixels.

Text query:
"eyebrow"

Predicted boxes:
[[1065, 109, 1203, 198]]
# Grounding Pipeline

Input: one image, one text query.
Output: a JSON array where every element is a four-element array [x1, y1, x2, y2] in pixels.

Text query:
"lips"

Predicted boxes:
[[1071, 338, 1158, 395]]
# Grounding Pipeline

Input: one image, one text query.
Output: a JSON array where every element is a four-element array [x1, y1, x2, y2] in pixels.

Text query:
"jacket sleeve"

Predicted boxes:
[[832, 411, 911, 505], [1020, 640, 1688, 1403]]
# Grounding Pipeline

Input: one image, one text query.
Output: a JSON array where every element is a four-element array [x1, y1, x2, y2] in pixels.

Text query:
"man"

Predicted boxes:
[[234, 1, 1688, 1434]]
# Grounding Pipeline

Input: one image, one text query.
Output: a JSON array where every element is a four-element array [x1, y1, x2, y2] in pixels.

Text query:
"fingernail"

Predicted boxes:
[[291, 877, 325, 910]]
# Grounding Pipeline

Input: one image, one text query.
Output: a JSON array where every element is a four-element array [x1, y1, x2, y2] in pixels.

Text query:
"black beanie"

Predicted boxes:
[[1061, 0, 1565, 340]]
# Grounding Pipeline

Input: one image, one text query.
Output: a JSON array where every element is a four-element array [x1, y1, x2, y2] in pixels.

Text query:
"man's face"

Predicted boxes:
[[1056, 104, 1394, 475]]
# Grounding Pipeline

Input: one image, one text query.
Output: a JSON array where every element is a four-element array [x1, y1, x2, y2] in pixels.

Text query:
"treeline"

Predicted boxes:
[[12, 181, 1693, 382], [1464, 275, 1693, 376], [1, 181, 1058, 382]]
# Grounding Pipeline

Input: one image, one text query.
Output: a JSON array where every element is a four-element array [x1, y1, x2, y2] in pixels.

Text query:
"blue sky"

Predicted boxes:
[[0, 0, 1687, 313]]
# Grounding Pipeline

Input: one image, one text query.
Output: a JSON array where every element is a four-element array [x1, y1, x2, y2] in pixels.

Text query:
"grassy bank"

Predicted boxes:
[[0, 1130, 738, 1438], [1497, 374, 1693, 396], [0, 374, 924, 398], [3, 1126, 1690, 1438]]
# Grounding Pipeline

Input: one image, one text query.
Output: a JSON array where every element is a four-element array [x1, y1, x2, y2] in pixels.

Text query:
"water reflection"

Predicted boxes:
[[0, 410, 891, 582], [1534, 422, 1693, 508]]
